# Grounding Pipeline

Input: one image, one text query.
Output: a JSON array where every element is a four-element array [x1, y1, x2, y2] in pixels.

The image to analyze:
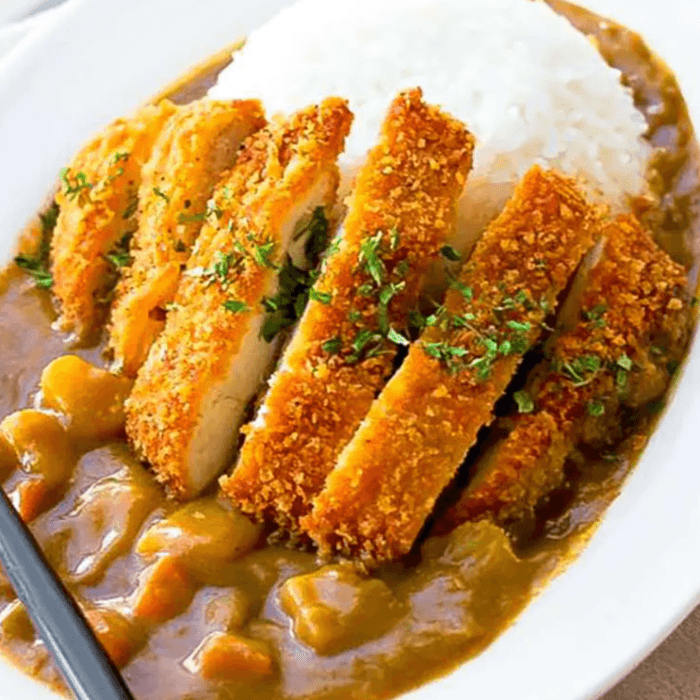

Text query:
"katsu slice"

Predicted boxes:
[[51, 101, 177, 340], [221, 88, 475, 530], [437, 215, 690, 530], [126, 98, 353, 499], [305, 166, 599, 564], [109, 99, 266, 376]]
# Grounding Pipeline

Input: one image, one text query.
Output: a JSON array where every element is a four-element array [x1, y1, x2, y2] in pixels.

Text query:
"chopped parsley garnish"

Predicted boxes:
[[440, 245, 462, 262], [153, 187, 170, 203], [60, 169, 93, 201], [584, 304, 607, 327], [14, 201, 59, 289], [252, 241, 276, 269], [106, 251, 131, 268], [322, 337, 342, 355], [587, 400, 605, 417], [616, 354, 633, 371], [558, 354, 602, 387], [260, 257, 314, 342], [359, 232, 387, 287], [667, 359, 680, 376], [174, 239, 188, 253], [452, 280, 473, 301], [387, 327, 410, 346], [294, 207, 330, 268], [123, 196, 138, 220], [223, 299, 248, 313], [506, 320, 531, 333], [309, 289, 331, 304], [514, 390, 534, 414], [14, 256, 53, 289], [177, 202, 224, 224]]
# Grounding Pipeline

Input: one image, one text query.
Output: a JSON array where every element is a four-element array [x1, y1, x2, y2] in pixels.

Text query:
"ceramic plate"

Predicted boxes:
[[0, 1, 698, 698]]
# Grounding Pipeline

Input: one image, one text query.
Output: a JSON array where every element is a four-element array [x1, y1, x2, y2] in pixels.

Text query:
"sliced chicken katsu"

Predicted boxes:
[[436, 215, 690, 530], [221, 89, 475, 531], [109, 99, 266, 376], [126, 98, 353, 498], [51, 101, 177, 340], [304, 166, 600, 564]]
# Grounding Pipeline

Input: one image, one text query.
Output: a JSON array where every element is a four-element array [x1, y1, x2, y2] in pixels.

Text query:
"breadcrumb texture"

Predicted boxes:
[[109, 99, 266, 377], [304, 166, 600, 564], [51, 101, 177, 340], [221, 88, 475, 530], [439, 214, 691, 529], [126, 98, 352, 498]]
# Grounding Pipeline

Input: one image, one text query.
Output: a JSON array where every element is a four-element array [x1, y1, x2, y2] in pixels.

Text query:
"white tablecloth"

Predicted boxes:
[[0, 3, 698, 699]]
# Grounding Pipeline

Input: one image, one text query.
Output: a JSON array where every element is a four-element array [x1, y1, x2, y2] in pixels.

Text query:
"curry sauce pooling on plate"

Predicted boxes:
[[0, 2, 698, 699]]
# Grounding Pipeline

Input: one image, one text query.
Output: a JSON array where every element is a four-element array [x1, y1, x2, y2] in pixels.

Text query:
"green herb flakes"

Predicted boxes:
[[587, 400, 605, 417], [322, 337, 342, 355], [440, 245, 462, 262], [309, 289, 332, 304], [514, 390, 534, 414], [223, 299, 248, 313], [152, 187, 170, 203], [60, 169, 93, 201]]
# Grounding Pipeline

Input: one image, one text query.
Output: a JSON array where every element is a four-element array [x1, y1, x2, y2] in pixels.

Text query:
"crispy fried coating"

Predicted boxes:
[[438, 215, 690, 529], [304, 166, 599, 564], [221, 89, 475, 531], [126, 98, 353, 498], [51, 101, 177, 340], [109, 99, 266, 377]]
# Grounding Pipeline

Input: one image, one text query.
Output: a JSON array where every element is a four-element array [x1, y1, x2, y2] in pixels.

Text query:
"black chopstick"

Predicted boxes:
[[0, 487, 134, 700]]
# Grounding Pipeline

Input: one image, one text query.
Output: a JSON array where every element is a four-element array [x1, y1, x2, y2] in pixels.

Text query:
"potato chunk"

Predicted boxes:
[[279, 565, 403, 655], [40, 356, 133, 441], [0, 410, 75, 521], [185, 631, 273, 681], [136, 498, 262, 573]]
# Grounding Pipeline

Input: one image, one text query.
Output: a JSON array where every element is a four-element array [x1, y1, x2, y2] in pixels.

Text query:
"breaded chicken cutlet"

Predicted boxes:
[[435, 215, 690, 531], [221, 88, 475, 531], [109, 99, 266, 377], [126, 98, 353, 499], [50, 101, 177, 340], [304, 166, 600, 564]]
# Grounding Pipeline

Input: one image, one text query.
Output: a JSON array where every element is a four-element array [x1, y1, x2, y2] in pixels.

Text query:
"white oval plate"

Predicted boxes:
[[0, 1, 698, 699]]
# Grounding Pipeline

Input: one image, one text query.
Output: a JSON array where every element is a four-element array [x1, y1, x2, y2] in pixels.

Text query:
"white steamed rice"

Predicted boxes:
[[210, 0, 651, 245]]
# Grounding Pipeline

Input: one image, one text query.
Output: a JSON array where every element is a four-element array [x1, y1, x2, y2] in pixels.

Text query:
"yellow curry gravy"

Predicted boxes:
[[0, 3, 698, 699]]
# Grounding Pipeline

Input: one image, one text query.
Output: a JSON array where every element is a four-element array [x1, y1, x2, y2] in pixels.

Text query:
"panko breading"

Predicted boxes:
[[109, 99, 266, 377], [221, 89, 475, 531], [126, 98, 353, 499], [304, 166, 600, 564], [51, 101, 177, 340], [437, 215, 690, 530]]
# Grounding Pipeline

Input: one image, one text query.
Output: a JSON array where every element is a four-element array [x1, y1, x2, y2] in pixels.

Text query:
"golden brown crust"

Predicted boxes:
[[304, 166, 599, 564], [439, 215, 690, 529], [109, 99, 266, 377], [126, 98, 353, 499], [221, 88, 475, 530], [50, 101, 177, 339]]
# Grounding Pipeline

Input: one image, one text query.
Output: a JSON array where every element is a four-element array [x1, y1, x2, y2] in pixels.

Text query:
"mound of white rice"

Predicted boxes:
[[210, 0, 651, 245]]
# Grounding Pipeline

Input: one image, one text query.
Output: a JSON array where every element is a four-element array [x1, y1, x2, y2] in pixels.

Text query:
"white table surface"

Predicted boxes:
[[0, 2, 698, 699]]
